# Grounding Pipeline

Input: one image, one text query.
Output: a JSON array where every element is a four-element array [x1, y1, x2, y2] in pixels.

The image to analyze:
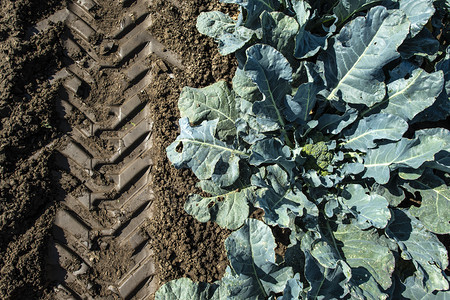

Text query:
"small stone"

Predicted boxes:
[[100, 242, 109, 250], [156, 60, 168, 72], [100, 41, 116, 55]]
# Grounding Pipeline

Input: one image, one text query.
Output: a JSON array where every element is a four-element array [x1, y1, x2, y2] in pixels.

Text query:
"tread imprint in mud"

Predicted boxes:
[[31, 0, 182, 298]]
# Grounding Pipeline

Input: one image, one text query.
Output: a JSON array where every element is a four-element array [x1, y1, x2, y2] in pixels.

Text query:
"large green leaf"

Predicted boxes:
[[304, 252, 350, 299], [438, 47, 450, 97], [284, 82, 321, 123], [342, 113, 408, 152], [341, 184, 391, 229], [245, 44, 292, 132], [215, 271, 262, 300], [278, 275, 304, 300], [178, 81, 238, 140], [366, 68, 445, 121], [222, 0, 281, 28], [251, 165, 316, 228], [260, 11, 298, 62], [235, 99, 268, 145], [225, 219, 293, 298], [372, 176, 406, 206], [155, 277, 217, 300], [405, 172, 450, 234], [293, 0, 331, 59], [196, 11, 236, 39], [185, 180, 257, 230], [398, 28, 440, 61], [322, 6, 410, 106], [333, 223, 396, 291], [317, 108, 358, 135], [401, 276, 450, 300], [363, 129, 449, 184], [196, 11, 255, 55], [167, 118, 248, 187], [414, 46, 450, 122], [249, 138, 295, 177], [307, 221, 395, 298], [232, 68, 262, 103], [219, 26, 256, 55], [426, 151, 450, 173], [399, 0, 435, 37], [386, 209, 449, 292], [333, 0, 383, 25]]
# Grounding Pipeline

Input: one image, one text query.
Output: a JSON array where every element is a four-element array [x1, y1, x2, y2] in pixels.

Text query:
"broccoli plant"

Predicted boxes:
[[157, 0, 450, 299]]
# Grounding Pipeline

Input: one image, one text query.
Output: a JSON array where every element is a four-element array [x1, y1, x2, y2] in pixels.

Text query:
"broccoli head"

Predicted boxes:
[[301, 141, 334, 172]]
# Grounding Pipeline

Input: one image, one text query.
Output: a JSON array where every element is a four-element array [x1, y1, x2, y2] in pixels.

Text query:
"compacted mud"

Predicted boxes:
[[0, 0, 237, 298]]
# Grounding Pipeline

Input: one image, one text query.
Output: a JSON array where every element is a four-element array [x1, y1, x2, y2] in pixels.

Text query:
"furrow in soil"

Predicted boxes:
[[29, 0, 182, 298]]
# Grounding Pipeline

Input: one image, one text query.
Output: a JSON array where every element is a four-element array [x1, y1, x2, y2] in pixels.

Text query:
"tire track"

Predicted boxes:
[[29, 0, 182, 298]]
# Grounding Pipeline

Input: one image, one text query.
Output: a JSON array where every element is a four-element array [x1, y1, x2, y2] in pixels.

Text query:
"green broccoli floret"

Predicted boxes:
[[301, 141, 334, 172]]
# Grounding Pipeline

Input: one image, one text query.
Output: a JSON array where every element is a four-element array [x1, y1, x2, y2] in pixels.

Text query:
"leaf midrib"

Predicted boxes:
[[343, 127, 399, 147], [180, 138, 249, 157], [326, 12, 387, 101], [194, 95, 236, 124]]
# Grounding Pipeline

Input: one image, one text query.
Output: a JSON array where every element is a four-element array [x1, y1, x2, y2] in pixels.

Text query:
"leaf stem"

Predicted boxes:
[[252, 261, 268, 298], [282, 129, 295, 148], [325, 217, 343, 261], [314, 268, 330, 300]]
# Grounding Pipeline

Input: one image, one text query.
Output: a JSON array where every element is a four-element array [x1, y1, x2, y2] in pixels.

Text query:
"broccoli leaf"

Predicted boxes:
[[322, 6, 410, 106], [292, 0, 331, 59], [414, 47, 450, 123], [342, 113, 409, 152], [284, 82, 322, 123], [178, 81, 239, 140], [399, 0, 435, 37], [366, 68, 444, 121], [405, 172, 450, 234], [232, 68, 262, 103], [304, 251, 350, 299], [260, 11, 298, 62], [222, 0, 281, 28], [317, 108, 358, 135], [224, 219, 293, 297], [185, 180, 257, 230], [244, 44, 292, 132], [196, 11, 236, 39], [278, 275, 304, 300], [306, 222, 396, 298], [332, 223, 396, 292], [167, 118, 248, 187], [363, 129, 449, 184], [251, 165, 315, 228], [196, 11, 255, 55], [386, 209, 449, 292], [401, 276, 450, 300], [219, 26, 256, 55], [249, 138, 296, 176], [341, 184, 391, 229], [398, 28, 440, 61], [333, 0, 383, 25], [155, 277, 217, 300]]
